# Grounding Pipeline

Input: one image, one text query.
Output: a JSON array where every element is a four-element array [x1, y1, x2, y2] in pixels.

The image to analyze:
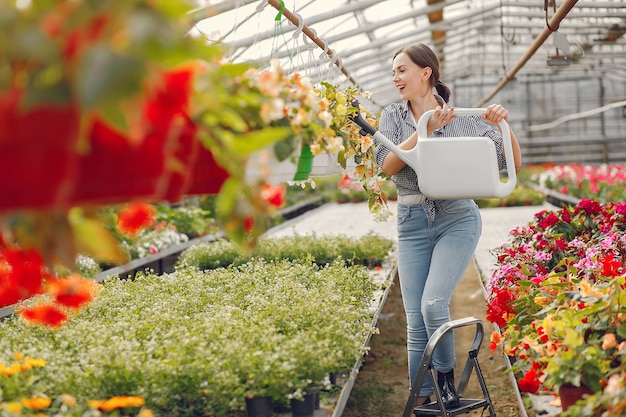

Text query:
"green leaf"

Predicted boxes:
[[231, 127, 291, 157], [215, 179, 240, 217], [273, 137, 295, 161], [68, 207, 128, 265], [219, 107, 248, 132]]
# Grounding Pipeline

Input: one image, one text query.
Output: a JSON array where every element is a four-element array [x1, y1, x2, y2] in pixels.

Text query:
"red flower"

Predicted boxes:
[[260, 184, 286, 208], [47, 274, 100, 309], [518, 368, 541, 393], [20, 303, 67, 328], [0, 247, 48, 307], [244, 216, 255, 233], [117, 202, 156, 236], [537, 212, 560, 230], [486, 287, 516, 327], [601, 253, 622, 277]]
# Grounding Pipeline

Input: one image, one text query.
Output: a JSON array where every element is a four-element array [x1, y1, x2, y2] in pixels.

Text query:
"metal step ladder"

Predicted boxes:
[[401, 317, 497, 417]]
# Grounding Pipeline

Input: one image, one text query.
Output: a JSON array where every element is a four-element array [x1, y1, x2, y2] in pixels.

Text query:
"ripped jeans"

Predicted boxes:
[[396, 199, 482, 397]]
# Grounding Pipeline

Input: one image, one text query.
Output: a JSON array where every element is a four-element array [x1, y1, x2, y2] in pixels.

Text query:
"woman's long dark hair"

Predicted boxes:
[[393, 43, 451, 103]]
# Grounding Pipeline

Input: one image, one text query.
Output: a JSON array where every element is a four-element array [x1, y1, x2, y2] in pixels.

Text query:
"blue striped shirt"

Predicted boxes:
[[374, 99, 507, 198]]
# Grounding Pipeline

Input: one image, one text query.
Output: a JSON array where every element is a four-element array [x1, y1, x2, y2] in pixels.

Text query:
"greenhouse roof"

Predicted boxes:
[[191, 0, 626, 109]]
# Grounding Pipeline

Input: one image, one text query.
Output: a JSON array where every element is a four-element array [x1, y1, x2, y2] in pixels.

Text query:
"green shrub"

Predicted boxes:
[[0, 259, 380, 416], [175, 234, 395, 271]]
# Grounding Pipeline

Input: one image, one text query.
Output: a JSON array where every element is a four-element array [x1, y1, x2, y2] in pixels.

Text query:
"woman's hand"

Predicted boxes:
[[483, 104, 508, 124], [428, 103, 456, 131]]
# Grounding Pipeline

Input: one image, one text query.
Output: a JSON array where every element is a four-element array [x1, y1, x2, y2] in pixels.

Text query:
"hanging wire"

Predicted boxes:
[[545, 0, 558, 32], [289, 12, 305, 74], [498, 0, 514, 76], [217, 0, 262, 43], [229, 0, 269, 62], [271, 0, 294, 62]]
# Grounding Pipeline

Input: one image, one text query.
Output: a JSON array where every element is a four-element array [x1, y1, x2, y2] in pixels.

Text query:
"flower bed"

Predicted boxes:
[[0, 232, 396, 417], [485, 199, 626, 416], [529, 163, 626, 202], [176, 234, 394, 270]]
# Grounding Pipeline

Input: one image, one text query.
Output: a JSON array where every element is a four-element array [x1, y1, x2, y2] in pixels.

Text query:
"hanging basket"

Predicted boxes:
[[0, 90, 81, 212], [70, 118, 172, 206]]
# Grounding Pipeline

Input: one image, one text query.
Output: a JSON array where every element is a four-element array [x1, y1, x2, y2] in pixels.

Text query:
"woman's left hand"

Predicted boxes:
[[483, 104, 508, 124]]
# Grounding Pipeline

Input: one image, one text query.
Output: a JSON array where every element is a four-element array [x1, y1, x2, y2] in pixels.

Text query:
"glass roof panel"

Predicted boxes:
[[192, 0, 626, 109]]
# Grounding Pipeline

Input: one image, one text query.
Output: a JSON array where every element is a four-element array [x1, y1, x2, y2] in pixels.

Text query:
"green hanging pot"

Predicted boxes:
[[293, 145, 313, 181]]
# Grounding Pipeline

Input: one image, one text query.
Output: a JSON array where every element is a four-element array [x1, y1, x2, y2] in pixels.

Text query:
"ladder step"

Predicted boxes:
[[414, 398, 489, 416]]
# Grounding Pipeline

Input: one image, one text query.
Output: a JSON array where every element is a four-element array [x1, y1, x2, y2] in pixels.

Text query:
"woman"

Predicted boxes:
[[374, 43, 522, 409]]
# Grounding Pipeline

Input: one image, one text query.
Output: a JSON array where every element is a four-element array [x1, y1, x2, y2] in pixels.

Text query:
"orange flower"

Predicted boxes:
[[489, 330, 502, 353], [90, 396, 145, 412], [19, 303, 67, 327], [47, 274, 100, 309], [21, 396, 52, 410], [117, 202, 156, 237]]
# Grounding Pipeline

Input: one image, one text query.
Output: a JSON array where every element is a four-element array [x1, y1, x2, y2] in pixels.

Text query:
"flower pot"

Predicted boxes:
[[559, 384, 594, 411], [246, 146, 314, 184], [245, 395, 273, 417], [293, 145, 314, 181], [290, 391, 317, 417]]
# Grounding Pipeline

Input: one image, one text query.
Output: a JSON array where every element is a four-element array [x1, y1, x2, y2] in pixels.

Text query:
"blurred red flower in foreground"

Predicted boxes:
[[20, 303, 67, 328], [260, 184, 286, 208], [116, 202, 156, 237], [47, 274, 100, 309], [0, 247, 50, 307]]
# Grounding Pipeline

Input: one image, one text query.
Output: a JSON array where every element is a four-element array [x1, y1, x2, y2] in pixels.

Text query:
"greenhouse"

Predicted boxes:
[[0, 1, 625, 417]]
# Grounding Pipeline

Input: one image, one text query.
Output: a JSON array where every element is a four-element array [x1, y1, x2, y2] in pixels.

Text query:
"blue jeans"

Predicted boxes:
[[396, 199, 482, 397]]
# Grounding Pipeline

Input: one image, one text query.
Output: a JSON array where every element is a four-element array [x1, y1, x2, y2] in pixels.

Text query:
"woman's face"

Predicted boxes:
[[391, 52, 430, 101]]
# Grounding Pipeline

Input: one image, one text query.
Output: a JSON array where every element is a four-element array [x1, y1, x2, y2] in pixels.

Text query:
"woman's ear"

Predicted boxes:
[[422, 66, 432, 82]]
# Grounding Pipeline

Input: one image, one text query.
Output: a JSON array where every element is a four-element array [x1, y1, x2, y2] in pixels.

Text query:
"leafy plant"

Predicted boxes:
[[486, 199, 626, 413], [175, 234, 395, 271], [0, 259, 381, 416]]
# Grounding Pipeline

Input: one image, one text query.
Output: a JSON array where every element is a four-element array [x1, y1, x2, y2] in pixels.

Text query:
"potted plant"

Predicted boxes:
[[486, 199, 626, 412]]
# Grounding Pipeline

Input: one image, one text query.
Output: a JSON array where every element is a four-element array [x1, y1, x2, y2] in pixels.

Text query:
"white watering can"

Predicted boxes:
[[351, 103, 517, 200]]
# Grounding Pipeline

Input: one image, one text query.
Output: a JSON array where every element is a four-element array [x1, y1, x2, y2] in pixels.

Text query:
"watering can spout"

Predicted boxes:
[[350, 101, 420, 170]]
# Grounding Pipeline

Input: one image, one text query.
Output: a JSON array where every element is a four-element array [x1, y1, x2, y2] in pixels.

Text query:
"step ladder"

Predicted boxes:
[[401, 317, 497, 417]]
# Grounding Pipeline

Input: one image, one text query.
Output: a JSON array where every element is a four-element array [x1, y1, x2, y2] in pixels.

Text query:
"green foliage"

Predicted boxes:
[[0, 259, 382, 416], [155, 204, 214, 237], [175, 234, 395, 271], [475, 182, 545, 208]]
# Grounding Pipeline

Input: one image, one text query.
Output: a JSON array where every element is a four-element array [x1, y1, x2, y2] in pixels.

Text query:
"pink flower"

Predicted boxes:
[[601, 333, 617, 350]]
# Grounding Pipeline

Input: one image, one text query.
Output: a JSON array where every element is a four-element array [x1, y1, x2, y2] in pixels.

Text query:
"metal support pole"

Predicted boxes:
[[474, 0, 579, 107], [267, 0, 361, 90]]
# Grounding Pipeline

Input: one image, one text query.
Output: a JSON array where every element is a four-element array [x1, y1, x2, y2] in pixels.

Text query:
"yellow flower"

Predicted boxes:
[[3, 402, 22, 413], [327, 136, 344, 154], [61, 394, 78, 407], [23, 357, 46, 368], [533, 295, 551, 307], [22, 396, 52, 410], [579, 279, 602, 298], [2, 363, 22, 376], [137, 409, 155, 417]]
